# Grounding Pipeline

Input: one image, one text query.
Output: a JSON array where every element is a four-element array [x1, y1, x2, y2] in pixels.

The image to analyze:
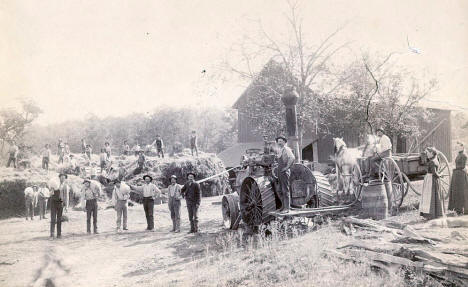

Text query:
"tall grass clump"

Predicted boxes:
[[190, 220, 427, 287]]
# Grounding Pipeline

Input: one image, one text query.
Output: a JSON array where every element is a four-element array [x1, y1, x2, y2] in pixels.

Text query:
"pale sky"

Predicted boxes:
[[1, 0, 467, 124]]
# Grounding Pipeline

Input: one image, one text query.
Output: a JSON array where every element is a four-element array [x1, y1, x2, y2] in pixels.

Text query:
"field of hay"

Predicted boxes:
[[0, 151, 229, 219]]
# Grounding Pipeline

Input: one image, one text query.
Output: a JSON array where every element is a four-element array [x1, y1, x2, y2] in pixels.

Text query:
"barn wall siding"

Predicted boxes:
[[238, 111, 263, 143], [411, 109, 452, 161], [237, 107, 452, 162]]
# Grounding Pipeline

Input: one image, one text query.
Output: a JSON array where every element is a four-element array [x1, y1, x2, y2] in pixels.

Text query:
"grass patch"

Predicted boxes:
[[190, 220, 437, 287]]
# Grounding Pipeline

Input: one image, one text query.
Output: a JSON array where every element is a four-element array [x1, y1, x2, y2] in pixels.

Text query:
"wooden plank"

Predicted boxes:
[[412, 249, 468, 269], [269, 205, 350, 217], [346, 249, 424, 268]]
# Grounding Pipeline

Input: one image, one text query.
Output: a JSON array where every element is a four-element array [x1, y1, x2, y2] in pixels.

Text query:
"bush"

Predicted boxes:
[[0, 180, 28, 219]]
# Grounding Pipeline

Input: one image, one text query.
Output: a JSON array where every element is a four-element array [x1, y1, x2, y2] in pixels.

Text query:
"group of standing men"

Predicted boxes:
[[22, 134, 296, 237], [6, 130, 200, 171], [24, 183, 50, 220], [109, 172, 201, 234], [26, 170, 202, 239]]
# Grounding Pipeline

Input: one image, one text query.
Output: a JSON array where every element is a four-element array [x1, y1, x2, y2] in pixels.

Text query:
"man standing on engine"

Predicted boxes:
[[275, 136, 295, 213]]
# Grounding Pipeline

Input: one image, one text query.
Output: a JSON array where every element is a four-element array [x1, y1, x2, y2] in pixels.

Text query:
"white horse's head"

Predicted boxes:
[[333, 137, 346, 154]]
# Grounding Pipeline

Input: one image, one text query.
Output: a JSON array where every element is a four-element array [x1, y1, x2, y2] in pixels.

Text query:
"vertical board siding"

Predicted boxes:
[[237, 107, 452, 162]]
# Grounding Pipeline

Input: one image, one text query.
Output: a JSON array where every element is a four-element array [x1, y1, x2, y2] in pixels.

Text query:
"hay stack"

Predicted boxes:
[[0, 152, 228, 217], [120, 152, 228, 200]]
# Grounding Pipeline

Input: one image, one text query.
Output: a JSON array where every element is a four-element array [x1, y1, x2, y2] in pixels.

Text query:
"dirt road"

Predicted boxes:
[[0, 196, 227, 287]]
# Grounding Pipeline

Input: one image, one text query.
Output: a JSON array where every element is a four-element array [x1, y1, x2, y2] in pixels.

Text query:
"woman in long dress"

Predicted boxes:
[[448, 142, 468, 215], [419, 147, 444, 220]]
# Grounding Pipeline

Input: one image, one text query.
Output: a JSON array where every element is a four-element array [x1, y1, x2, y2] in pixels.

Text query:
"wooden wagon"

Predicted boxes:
[[354, 150, 451, 213]]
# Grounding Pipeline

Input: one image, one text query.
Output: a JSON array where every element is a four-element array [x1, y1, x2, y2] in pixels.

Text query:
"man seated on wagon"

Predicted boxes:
[[365, 127, 392, 179]]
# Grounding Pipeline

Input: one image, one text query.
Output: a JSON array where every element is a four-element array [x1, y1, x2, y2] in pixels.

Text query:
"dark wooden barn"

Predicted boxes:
[[218, 62, 452, 167]]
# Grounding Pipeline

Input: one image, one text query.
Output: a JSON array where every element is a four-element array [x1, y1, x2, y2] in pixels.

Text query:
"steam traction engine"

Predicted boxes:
[[222, 143, 333, 230]]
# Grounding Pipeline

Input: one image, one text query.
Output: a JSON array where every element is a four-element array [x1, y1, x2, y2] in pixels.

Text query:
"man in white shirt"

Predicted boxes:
[[167, 175, 182, 232], [37, 182, 50, 220], [368, 127, 393, 178], [130, 175, 161, 231], [112, 179, 131, 232], [376, 128, 392, 156], [69, 155, 81, 175], [90, 162, 98, 180], [24, 185, 38, 220], [81, 179, 101, 234], [42, 144, 51, 171]]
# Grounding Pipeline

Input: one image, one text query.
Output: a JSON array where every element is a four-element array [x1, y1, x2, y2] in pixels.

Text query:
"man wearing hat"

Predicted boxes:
[[112, 179, 131, 232], [81, 178, 101, 234], [122, 140, 130, 156], [367, 127, 393, 179], [50, 173, 69, 238], [6, 140, 19, 168], [167, 175, 182, 232], [38, 182, 50, 220], [275, 136, 295, 213], [57, 139, 65, 164], [41, 144, 51, 171], [89, 162, 98, 180], [181, 172, 201, 233], [133, 142, 141, 156], [69, 154, 80, 175], [151, 135, 165, 158], [24, 185, 38, 220], [104, 142, 112, 159], [130, 175, 161, 231], [136, 150, 146, 173], [190, 130, 198, 157], [85, 144, 92, 161], [81, 138, 87, 154]]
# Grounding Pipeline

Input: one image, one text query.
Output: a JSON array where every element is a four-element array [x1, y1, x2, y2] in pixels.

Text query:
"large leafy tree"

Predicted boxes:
[[323, 54, 437, 150], [227, 0, 350, 144], [0, 98, 42, 152], [227, 0, 435, 151]]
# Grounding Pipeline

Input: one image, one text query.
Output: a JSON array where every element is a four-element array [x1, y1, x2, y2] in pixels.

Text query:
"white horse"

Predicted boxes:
[[332, 138, 360, 201]]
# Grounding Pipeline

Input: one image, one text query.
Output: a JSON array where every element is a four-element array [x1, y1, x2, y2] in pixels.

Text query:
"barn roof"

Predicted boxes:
[[232, 60, 455, 113], [417, 99, 465, 112], [232, 59, 295, 110]]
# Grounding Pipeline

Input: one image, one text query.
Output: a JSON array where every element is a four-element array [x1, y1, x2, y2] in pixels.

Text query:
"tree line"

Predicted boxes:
[[1, 105, 237, 158]]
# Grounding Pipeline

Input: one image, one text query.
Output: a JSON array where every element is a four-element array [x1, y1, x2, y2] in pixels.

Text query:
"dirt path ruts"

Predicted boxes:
[[0, 196, 226, 287]]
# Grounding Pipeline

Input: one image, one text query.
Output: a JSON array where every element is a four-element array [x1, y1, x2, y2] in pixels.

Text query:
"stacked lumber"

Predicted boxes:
[[328, 216, 468, 286]]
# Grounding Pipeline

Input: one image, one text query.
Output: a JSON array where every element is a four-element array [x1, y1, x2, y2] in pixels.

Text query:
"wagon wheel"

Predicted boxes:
[[379, 158, 405, 210], [239, 178, 276, 228], [222, 194, 240, 230], [351, 164, 363, 200], [402, 173, 416, 196], [437, 151, 451, 200]]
